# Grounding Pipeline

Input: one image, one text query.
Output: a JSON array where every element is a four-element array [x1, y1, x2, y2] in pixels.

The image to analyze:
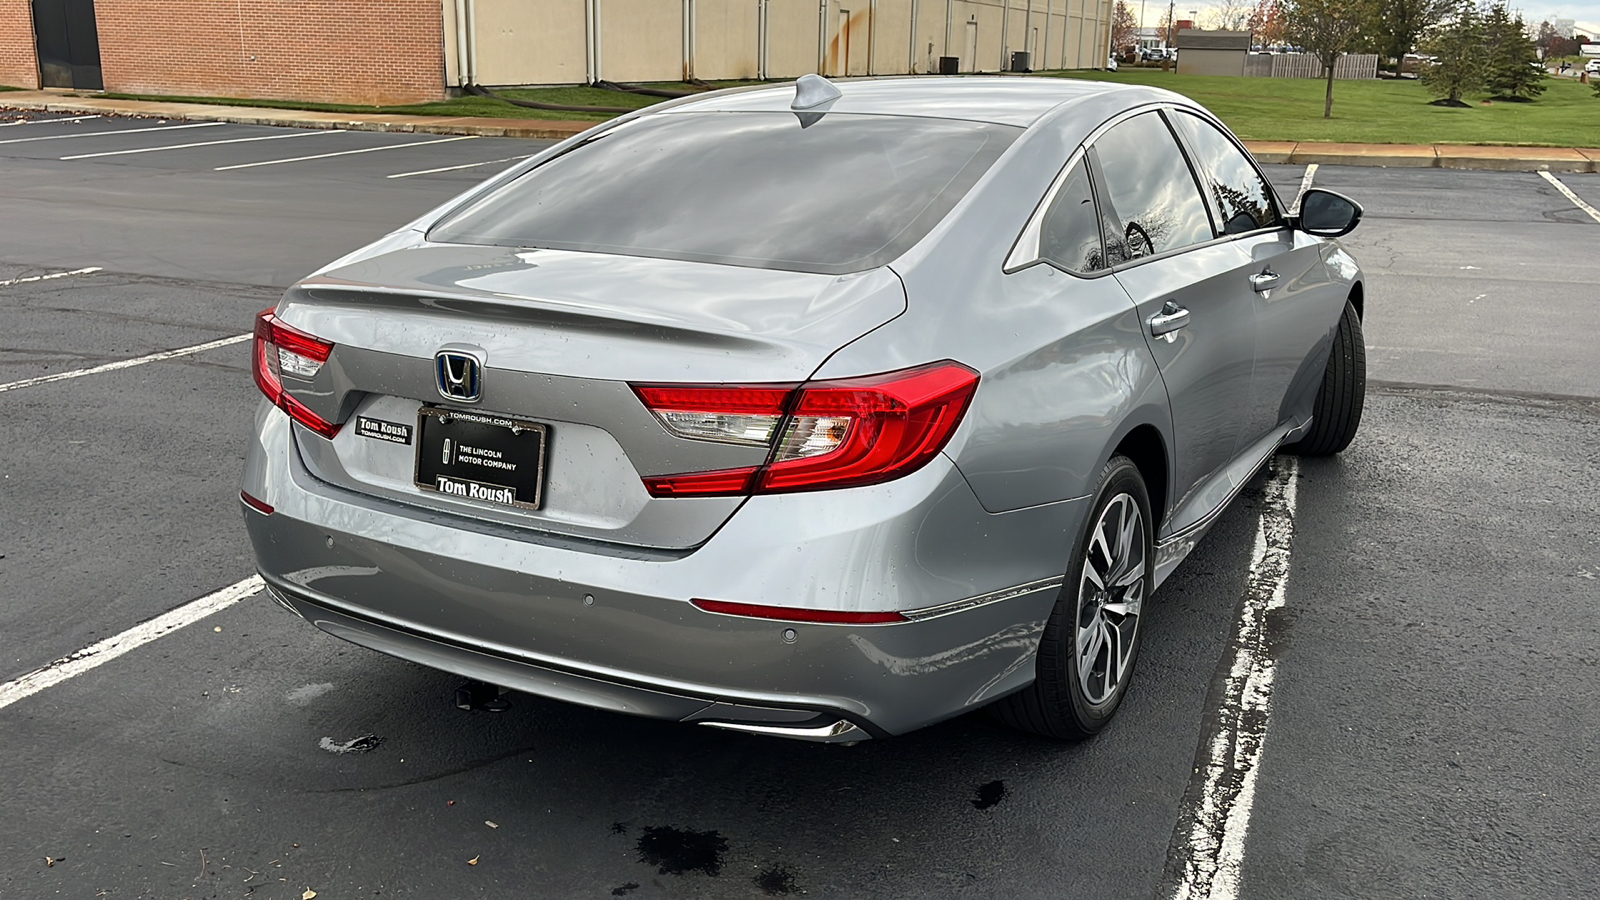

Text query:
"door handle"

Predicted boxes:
[[1249, 270, 1281, 293], [1148, 300, 1190, 337]]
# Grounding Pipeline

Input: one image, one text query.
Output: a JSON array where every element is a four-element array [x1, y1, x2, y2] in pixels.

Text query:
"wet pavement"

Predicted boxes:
[[1, 113, 1597, 898]]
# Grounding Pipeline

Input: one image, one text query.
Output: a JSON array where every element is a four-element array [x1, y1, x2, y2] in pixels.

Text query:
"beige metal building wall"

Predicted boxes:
[[765, 0, 823, 77], [468, 0, 587, 86], [450, 0, 1110, 87], [693, 0, 761, 80]]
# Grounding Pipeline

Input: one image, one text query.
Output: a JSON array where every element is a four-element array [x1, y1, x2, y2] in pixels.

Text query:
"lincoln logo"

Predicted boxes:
[[435, 350, 482, 402]]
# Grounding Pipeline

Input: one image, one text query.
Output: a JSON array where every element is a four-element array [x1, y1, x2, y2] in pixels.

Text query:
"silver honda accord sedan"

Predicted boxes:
[[241, 75, 1365, 742]]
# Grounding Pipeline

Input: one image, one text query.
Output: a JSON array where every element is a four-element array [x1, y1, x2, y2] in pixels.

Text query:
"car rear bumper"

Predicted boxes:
[[242, 404, 1081, 737]]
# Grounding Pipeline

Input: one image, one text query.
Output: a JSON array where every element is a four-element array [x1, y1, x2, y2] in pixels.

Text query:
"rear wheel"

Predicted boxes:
[[992, 456, 1152, 740], [1286, 299, 1365, 456]]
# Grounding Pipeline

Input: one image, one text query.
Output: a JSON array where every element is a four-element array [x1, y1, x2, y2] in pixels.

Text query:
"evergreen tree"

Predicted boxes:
[[1419, 2, 1486, 106], [1483, 4, 1545, 100]]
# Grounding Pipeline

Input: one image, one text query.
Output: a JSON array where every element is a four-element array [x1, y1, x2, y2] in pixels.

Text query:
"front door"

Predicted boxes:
[[32, 0, 103, 90], [1088, 111, 1256, 533], [1166, 109, 1329, 445]]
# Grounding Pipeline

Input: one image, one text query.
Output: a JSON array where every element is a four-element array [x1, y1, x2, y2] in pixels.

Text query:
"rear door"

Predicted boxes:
[[1166, 109, 1329, 444], [1090, 111, 1257, 531]]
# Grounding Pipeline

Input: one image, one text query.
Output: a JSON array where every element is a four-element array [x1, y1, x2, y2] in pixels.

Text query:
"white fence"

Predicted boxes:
[[1245, 53, 1378, 79]]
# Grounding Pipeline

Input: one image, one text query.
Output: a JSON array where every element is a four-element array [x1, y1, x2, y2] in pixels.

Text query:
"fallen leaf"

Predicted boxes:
[[214, 626, 222, 632], [303, 890, 317, 900], [467, 856, 479, 866], [485, 821, 499, 829], [45, 857, 56, 867]]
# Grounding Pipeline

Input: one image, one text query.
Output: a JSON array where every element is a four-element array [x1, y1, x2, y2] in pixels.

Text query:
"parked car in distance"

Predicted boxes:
[[1586, 59, 1600, 75], [242, 75, 1367, 744]]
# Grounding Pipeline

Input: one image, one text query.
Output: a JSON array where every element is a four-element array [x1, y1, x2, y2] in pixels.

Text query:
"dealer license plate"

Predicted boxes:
[[414, 407, 547, 510]]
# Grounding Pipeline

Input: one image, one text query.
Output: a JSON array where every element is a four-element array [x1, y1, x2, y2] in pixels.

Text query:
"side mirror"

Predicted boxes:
[[1295, 188, 1362, 237]]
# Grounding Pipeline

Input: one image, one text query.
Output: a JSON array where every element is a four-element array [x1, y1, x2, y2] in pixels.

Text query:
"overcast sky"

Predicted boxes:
[[1137, 2, 1600, 36]]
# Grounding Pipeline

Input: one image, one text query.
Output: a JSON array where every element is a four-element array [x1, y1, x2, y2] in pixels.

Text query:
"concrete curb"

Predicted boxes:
[[3, 91, 1596, 172], [1241, 140, 1599, 173]]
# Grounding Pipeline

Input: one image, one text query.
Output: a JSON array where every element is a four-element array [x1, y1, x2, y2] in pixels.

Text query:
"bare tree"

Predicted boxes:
[[1112, 1, 1140, 57], [1203, 0, 1254, 31], [1280, 0, 1366, 117]]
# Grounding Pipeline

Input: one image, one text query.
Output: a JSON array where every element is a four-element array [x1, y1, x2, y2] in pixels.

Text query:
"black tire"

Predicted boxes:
[[1286, 299, 1365, 456], [992, 456, 1153, 740]]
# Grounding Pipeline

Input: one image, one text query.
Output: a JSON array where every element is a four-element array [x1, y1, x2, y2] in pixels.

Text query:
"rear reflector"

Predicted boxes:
[[239, 490, 274, 515], [634, 361, 979, 497], [692, 598, 907, 624], [253, 308, 341, 439]]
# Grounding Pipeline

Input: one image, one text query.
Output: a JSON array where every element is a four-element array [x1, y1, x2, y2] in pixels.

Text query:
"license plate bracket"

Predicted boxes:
[[413, 407, 548, 510]]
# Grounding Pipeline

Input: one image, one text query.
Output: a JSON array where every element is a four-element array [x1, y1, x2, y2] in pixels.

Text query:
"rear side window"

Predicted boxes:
[[1088, 112, 1215, 264], [1038, 161, 1106, 274], [428, 112, 1019, 275], [1169, 111, 1281, 235]]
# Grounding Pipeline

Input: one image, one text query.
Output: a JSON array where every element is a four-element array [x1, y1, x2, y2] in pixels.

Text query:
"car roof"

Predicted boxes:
[[656, 76, 1141, 128]]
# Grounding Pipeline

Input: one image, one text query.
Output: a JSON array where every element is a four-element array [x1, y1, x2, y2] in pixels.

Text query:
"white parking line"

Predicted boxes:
[[0, 332, 251, 395], [1292, 163, 1318, 213], [1169, 457, 1300, 900], [0, 114, 102, 127], [0, 121, 224, 146], [387, 154, 536, 179], [0, 577, 263, 712], [1539, 171, 1600, 225], [215, 135, 480, 171], [61, 128, 346, 160], [0, 265, 102, 286]]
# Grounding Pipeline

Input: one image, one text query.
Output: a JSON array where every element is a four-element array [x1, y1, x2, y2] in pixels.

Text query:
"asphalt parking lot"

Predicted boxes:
[[1, 111, 1597, 899]]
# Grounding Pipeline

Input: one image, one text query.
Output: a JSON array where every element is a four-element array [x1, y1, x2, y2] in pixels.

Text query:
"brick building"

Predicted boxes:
[[3, 0, 1112, 106]]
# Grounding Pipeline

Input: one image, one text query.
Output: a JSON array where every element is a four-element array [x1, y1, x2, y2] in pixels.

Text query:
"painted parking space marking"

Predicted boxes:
[[1540, 171, 1600, 225], [0, 265, 102, 287], [0, 576, 263, 712], [61, 128, 347, 160], [214, 135, 480, 171], [0, 114, 103, 127], [386, 153, 536, 179], [1167, 457, 1299, 900], [0, 120, 225, 146], [1291, 164, 1318, 213], [0, 332, 250, 395]]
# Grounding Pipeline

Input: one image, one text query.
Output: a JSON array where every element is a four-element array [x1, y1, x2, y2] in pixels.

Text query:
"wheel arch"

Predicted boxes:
[[1111, 424, 1169, 532], [1348, 280, 1364, 320]]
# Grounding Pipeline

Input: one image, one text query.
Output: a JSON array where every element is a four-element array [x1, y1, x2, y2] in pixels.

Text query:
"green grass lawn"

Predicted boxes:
[[42, 71, 1600, 147], [1049, 69, 1600, 147], [92, 85, 665, 122]]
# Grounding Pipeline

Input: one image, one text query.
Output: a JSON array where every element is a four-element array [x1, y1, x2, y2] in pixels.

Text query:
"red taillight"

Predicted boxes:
[[239, 490, 274, 515], [691, 598, 908, 624], [253, 308, 341, 439], [634, 361, 979, 497]]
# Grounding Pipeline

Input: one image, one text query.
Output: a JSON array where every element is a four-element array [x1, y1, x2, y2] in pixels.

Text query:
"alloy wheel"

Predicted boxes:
[[1075, 492, 1146, 705]]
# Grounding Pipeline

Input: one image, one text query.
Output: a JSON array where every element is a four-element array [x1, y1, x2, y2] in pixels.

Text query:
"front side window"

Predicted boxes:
[[1169, 111, 1281, 235], [1088, 112, 1215, 264], [428, 112, 1019, 275], [1038, 161, 1106, 274]]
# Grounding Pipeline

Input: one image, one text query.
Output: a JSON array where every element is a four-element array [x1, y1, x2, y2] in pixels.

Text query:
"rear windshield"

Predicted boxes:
[[427, 112, 1020, 275]]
